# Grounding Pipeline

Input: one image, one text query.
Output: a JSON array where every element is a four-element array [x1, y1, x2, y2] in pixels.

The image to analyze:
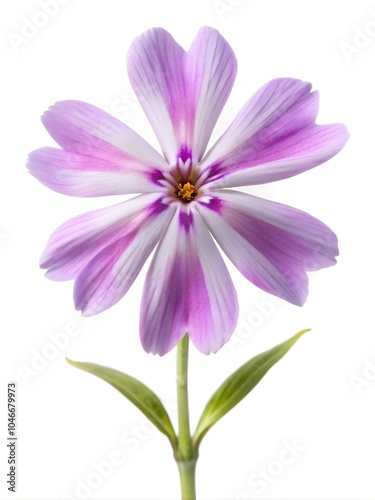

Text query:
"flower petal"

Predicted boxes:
[[127, 27, 236, 164], [27, 101, 169, 196], [197, 190, 339, 306], [41, 193, 161, 280], [198, 78, 349, 188], [186, 27, 237, 162], [140, 206, 238, 355], [127, 28, 184, 164], [73, 197, 174, 315], [41, 194, 173, 314]]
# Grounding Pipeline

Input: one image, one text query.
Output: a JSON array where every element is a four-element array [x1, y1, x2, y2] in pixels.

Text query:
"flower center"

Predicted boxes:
[[176, 181, 196, 203]]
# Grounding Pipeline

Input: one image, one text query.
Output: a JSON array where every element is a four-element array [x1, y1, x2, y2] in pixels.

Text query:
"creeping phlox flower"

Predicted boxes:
[[28, 27, 349, 355]]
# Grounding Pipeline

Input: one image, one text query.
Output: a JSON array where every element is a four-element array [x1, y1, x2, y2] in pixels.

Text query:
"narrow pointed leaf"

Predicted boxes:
[[66, 358, 177, 448], [192, 329, 309, 449]]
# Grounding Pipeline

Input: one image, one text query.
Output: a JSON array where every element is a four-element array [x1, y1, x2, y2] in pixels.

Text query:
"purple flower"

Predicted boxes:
[[27, 27, 349, 355]]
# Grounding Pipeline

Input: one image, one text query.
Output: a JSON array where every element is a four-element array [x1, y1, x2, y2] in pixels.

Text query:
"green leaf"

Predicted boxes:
[[66, 358, 178, 449], [192, 329, 310, 450]]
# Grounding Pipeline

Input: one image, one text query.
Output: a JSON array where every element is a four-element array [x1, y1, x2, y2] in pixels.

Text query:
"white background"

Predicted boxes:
[[1, 0, 374, 498]]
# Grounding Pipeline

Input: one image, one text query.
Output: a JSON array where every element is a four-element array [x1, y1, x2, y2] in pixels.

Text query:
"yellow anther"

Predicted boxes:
[[177, 181, 196, 202]]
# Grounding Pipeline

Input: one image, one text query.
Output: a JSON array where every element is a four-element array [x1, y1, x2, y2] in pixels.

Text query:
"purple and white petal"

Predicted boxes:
[[185, 27, 237, 162], [27, 148, 167, 196], [140, 206, 238, 355], [73, 197, 174, 315], [127, 28, 185, 164], [27, 101, 169, 196], [197, 190, 339, 306], [41, 100, 168, 169], [127, 27, 236, 164], [198, 78, 349, 188], [41, 193, 165, 280]]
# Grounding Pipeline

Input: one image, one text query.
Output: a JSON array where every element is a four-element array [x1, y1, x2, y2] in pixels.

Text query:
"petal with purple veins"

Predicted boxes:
[[127, 27, 237, 164], [198, 190, 339, 306], [140, 206, 238, 355], [198, 78, 349, 189], [186, 27, 237, 162], [73, 196, 175, 316], [40, 193, 173, 315], [41, 193, 164, 280], [27, 101, 169, 196]]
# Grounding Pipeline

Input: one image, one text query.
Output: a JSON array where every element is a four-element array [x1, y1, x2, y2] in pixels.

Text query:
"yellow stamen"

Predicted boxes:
[[177, 181, 196, 202]]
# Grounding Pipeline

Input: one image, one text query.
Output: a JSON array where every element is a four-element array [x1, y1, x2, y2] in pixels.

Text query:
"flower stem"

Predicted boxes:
[[176, 334, 197, 500], [177, 458, 197, 500]]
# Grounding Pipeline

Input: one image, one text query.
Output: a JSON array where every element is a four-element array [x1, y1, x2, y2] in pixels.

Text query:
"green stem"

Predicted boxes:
[[177, 334, 192, 458], [177, 459, 197, 500], [176, 334, 197, 500]]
